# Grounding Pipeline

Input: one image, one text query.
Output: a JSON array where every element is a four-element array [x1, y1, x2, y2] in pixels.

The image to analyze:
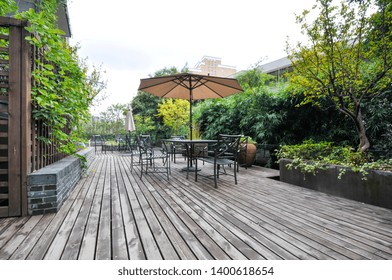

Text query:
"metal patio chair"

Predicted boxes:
[[197, 134, 242, 188], [135, 136, 170, 180], [169, 135, 187, 163]]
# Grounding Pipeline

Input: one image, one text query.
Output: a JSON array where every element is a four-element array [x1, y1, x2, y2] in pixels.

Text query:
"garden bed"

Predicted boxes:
[[279, 159, 392, 209], [27, 147, 95, 215]]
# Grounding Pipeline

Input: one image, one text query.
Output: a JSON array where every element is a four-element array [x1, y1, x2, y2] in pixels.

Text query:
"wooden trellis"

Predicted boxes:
[[30, 44, 68, 172]]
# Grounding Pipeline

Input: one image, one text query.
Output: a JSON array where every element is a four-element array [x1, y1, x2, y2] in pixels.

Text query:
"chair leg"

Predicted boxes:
[[186, 154, 190, 180], [195, 158, 198, 182], [213, 161, 218, 188], [140, 159, 143, 179], [234, 161, 237, 184], [167, 156, 170, 179]]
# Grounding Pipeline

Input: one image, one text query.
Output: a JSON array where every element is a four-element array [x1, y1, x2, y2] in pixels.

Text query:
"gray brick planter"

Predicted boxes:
[[280, 159, 392, 209], [27, 147, 94, 215]]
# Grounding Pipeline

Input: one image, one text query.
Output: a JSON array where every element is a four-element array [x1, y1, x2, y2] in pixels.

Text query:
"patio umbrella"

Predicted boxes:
[[138, 73, 243, 140], [125, 106, 136, 132]]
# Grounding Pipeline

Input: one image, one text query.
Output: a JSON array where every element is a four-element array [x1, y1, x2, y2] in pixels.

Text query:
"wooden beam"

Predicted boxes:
[[20, 27, 32, 216], [8, 25, 22, 217], [0, 16, 27, 27]]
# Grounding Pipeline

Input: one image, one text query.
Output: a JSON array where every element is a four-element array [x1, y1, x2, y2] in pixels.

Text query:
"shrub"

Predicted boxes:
[[276, 140, 392, 179]]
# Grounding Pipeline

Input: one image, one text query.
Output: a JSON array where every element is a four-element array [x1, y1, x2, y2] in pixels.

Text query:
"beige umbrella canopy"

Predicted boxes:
[[138, 73, 243, 140]]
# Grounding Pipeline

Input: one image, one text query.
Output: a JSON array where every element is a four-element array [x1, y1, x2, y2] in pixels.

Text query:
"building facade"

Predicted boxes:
[[190, 56, 237, 77], [258, 57, 292, 82]]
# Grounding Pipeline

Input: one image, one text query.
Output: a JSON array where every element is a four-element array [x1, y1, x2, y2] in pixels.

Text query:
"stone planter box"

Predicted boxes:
[[27, 147, 95, 215], [279, 159, 392, 209]]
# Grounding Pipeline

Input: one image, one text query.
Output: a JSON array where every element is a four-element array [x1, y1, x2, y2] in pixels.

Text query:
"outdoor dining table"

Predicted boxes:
[[163, 139, 218, 181]]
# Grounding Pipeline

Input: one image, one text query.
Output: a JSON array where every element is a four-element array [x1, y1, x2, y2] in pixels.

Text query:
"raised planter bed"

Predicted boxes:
[[27, 147, 95, 215], [279, 158, 392, 209]]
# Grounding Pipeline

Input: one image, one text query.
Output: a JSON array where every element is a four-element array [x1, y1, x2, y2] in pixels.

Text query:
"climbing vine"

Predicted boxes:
[[10, 0, 105, 155], [0, 0, 16, 15]]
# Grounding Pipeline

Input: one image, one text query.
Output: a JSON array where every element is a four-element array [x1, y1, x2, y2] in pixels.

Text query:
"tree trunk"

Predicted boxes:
[[355, 110, 370, 153]]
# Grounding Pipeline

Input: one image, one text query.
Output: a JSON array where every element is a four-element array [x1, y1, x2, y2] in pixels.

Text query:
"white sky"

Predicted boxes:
[[67, 0, 316, 114]]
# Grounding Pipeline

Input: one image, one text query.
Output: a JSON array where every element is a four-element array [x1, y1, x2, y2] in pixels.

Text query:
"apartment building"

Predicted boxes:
[[190, 56, 237, 77]]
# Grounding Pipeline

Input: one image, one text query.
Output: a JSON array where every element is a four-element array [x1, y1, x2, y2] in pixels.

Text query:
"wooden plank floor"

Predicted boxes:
[[0, 152, 391, 260]]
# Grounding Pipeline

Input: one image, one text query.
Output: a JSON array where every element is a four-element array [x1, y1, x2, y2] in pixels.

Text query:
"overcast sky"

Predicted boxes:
[[68, 0, 316, 114]]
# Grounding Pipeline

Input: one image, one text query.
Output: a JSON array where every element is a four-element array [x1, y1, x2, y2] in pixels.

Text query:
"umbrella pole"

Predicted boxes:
[[189, 88, 193, 141], [189, 80, 194, 169]]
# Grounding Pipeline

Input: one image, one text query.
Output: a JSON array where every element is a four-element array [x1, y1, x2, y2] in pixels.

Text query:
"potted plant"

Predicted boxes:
[[238, 136, 257, 167]]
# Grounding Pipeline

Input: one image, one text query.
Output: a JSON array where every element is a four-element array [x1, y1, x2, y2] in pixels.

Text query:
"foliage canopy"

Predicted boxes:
[[157, 98, 189, 136], [286, 0, 392, 152]]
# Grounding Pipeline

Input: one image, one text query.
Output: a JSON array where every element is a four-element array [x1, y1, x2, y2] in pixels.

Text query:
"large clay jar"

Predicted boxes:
[[238, 143, 257, 167]]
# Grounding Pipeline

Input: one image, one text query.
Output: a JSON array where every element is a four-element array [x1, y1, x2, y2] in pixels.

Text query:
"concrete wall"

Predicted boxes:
[[27, 147, 94, 215], [280, 159, 392, 209]]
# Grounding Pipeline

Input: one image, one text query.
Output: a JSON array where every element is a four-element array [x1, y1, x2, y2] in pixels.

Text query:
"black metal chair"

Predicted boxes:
[[169, 135, 186, 163], [124, 133, 142, 169], [92, 135, 113, 154], [135, 136, 170, 180], [197, 134, 242, 188]]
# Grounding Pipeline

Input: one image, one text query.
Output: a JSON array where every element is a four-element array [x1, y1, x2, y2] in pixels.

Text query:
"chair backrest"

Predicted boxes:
[[216, 134, 242, 158], [125, 133, 138, 152], [239, 136, 248, 153], [135, 135, 149, 154], [171, 135, 185, 140], [160, 140, 170, 155], [139, 135, 152, 148], [169, 135, 186, 153]]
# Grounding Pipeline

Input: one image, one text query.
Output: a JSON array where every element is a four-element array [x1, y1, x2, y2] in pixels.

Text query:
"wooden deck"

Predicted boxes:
[[0, 152, 391, 260]]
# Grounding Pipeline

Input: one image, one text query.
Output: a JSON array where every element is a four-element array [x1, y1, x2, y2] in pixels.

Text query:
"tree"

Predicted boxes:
[[105, 103, 127, 137], [157, 99, 189, 136], [286, 0, 392, 152]]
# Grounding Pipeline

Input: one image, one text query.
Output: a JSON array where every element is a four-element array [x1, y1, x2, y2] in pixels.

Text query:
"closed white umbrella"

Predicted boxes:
[[125, 107, 135, 132]]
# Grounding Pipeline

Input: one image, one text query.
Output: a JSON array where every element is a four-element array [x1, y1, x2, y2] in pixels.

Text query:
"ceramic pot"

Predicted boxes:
[[238, 143, 256, 167]]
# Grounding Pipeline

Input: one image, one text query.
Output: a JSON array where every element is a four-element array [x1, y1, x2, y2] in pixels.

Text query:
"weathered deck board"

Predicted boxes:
[[78, 154, 109, 259], [8, 214, 55, 260], [61, 155, 106, 260], [110, 156, 129, 260], [0, 215, 42, 259], [0, 152, 391, 260], [117, 155, 197, 260]]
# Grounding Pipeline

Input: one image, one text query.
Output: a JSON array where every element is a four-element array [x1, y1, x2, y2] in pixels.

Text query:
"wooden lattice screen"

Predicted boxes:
[[31, 118, 68, 171], [30, 44, 68, 172]]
